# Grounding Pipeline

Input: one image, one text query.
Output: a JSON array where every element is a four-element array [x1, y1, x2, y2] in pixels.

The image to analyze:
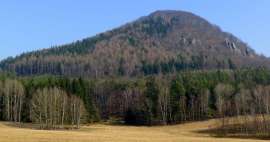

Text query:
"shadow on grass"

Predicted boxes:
[[196, 123, 270, 140], [3, 122, 84, 131]]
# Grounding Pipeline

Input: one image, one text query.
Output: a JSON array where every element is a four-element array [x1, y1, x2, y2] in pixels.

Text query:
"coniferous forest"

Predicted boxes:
[[1, 68, 270, 134]]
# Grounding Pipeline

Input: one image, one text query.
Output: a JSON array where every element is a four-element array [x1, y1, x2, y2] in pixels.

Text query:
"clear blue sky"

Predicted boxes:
[[0, 0, 269, 60]]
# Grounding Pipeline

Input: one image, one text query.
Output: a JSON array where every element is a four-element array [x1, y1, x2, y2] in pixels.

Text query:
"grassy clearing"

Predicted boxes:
[[0, 120, 268, 142]]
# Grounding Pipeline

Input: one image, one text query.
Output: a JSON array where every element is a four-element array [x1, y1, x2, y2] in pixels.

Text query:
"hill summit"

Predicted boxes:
[[0, 10, 269, 77]]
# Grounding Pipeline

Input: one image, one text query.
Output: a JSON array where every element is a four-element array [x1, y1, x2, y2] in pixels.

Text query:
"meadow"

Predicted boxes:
[[0, 119, 267, 142]]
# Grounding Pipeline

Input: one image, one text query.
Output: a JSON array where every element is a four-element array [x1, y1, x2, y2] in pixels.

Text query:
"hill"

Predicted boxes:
[[0, 10, 269, 77]]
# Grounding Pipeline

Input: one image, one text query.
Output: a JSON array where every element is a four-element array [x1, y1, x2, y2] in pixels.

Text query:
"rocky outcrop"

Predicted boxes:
[[225, 39, 237, 50]]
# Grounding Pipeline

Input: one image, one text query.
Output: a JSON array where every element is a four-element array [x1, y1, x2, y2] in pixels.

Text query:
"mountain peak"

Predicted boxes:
[[147, 10, 205, 22], [149, 10, 193, 16]]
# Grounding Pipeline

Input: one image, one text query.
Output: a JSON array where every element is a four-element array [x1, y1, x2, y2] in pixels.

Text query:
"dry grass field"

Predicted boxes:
[[0, 120, 268, 142]]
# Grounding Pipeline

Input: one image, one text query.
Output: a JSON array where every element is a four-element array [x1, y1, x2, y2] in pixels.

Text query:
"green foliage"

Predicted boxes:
[[169, 76, 186, 121], [0, 68, 270, 125], [144, 77, 160, 125]]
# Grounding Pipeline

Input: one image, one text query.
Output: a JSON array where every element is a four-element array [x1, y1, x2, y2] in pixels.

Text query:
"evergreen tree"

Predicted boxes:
[[144, 77, 159, 125], [169, 76, 186, 122]]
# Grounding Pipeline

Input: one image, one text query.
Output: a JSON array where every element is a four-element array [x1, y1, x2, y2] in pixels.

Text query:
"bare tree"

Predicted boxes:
[[1, 79, 25, 123], [31, 87, 86, 129], [158, 84, 169, 125], [214, 83, 234, 133]]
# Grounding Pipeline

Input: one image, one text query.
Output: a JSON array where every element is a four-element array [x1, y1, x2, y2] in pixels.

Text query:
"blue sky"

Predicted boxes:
[[0, 0, 269, 60]]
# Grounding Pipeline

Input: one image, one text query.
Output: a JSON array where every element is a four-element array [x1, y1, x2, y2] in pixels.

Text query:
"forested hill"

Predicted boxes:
[[1, 10, 269, 77]]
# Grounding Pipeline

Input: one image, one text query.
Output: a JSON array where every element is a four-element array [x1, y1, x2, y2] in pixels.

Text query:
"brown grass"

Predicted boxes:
[[198, 116, 270, 140], [0, 120, 268, 142]]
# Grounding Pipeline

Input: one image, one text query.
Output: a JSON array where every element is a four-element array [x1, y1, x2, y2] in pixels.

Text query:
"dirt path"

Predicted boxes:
[[0, 120, 267, 142]]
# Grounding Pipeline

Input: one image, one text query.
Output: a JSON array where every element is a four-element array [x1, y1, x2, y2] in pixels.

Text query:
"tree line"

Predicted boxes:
[[0, 68, 270, 130]]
